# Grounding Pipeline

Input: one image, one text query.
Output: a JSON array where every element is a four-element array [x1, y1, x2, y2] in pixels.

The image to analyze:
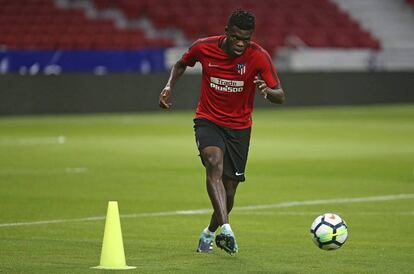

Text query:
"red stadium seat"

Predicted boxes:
[[406, 0, 414, 6], [0, 0, 174, 50], [0, 0, 381, 52]]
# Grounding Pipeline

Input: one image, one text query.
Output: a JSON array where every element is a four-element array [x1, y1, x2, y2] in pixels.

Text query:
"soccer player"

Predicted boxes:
[[159, 9, 285, 255]]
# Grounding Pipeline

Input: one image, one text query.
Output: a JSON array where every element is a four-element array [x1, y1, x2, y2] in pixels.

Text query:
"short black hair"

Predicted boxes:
[[227, 9, 255, 31]]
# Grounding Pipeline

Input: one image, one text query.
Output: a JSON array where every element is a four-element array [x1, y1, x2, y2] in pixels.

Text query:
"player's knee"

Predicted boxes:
[[204, 153, 223, 171]]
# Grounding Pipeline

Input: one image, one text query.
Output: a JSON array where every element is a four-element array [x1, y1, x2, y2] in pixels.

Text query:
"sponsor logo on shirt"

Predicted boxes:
[[236, 63, 246, 75], [210, 77, 244, 93]]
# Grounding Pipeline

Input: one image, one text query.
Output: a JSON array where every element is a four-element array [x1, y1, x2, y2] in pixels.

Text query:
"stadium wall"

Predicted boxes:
[[0, 72, 413, 115]]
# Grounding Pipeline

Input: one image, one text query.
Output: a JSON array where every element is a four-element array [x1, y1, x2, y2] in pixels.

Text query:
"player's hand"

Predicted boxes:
[[253, 76, 269, 98], [159, 87, 172, 109]]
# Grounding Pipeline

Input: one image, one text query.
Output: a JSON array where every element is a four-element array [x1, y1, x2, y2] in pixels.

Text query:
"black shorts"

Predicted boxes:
[[194, 118, 251, 182]]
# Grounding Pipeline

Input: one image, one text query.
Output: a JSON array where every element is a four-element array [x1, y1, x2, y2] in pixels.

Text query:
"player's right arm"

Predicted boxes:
[[159, 40, 201, 109], [159, 60, 187, 109]]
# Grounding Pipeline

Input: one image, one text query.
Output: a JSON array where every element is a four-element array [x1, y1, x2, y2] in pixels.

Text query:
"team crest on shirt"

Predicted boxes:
[[236, 63, 246, 75]]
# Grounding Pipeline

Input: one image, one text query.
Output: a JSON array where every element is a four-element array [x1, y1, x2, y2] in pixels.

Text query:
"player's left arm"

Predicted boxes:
[[255, 49, 285, 104], [254, 76, 285, 104]]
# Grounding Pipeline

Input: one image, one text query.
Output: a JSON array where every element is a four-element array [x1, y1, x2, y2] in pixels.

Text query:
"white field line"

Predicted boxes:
[[0, 167, 87, 175], [0, 193, 413, 228], [235, 211, 414, 216], [0, 136, 66, 146]]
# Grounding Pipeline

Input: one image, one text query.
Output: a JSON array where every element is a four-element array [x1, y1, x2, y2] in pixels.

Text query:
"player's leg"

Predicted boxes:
[[194, 119, 228, 253], [200, 146, 228, 226], [215, 126, 250, 254], [208, 177, 239, 232], [223, 177, 239, 214], [213, 176, 239, 254], [196, 145, 228, 253], [210, 128, 248, 234]]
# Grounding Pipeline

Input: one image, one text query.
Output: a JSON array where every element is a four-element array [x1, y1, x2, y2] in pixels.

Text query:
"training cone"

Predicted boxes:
[[92, 201, 136, 270]]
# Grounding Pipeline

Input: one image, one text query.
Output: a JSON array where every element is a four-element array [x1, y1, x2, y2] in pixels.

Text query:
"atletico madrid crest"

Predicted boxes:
[[236, 63, 246, 75]]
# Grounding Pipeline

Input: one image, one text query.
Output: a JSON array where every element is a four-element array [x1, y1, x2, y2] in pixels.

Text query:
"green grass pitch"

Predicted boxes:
[[0, 104, 413, 273]]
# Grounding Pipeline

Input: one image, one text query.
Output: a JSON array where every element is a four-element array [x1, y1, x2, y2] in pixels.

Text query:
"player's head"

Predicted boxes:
[[227, 9, 255, 31], [225, 9, 255, 56]]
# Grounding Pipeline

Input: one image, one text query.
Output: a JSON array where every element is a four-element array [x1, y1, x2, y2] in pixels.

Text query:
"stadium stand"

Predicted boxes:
[[3, 0, 414, 72], [0, 0, 380, 54], [0, 0, 173, 50], [332, 0, 414, 49], [92, 0, 146, 19], [92, 0, 380, 54]]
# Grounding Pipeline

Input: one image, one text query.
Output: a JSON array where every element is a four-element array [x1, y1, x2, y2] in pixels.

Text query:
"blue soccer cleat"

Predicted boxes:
[[196, 231, 214, 253]]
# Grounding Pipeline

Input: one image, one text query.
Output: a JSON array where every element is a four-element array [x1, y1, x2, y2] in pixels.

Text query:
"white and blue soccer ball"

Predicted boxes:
[[310, 213, 348, 250]]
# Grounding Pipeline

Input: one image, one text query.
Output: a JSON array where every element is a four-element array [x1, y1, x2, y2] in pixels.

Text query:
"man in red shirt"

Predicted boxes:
[[159, 9, 285, 255]]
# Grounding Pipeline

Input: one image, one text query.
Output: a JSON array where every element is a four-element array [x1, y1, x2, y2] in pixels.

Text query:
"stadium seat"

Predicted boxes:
[[0, 0, 173, 50], [406, 0, 414, 6], [0, 0, 381, 54]]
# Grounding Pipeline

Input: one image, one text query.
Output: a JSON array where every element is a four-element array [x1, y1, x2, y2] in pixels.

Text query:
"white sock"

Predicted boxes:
[[221, 223, 232, 232], [203, 227, 215, 236]]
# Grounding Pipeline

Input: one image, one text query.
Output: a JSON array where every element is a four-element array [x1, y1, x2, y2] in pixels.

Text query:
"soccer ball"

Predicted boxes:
[[310, 213, 348, 250]]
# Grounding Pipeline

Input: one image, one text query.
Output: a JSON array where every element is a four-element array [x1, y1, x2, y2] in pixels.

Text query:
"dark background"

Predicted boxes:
[[1, 72, 413, 115]]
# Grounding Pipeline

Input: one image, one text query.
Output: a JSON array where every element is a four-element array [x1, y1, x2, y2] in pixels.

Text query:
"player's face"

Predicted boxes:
[[225, 25, 253, 56]]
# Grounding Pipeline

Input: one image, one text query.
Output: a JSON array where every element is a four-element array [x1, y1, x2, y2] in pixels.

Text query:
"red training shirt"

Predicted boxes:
[[181, 35, 280, 129]]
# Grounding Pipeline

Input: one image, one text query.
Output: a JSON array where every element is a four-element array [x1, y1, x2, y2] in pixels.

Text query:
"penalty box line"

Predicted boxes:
[[0, 193, 413, 228]]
